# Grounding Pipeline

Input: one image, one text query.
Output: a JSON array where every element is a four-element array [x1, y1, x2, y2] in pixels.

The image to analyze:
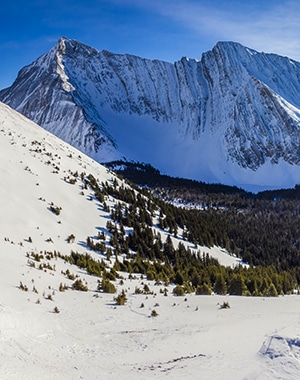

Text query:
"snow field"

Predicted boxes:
[[0, 102, 299, 379]]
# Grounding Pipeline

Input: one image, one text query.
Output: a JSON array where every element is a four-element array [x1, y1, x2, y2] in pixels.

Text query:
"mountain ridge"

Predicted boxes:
[[1, 37, 300, 190]]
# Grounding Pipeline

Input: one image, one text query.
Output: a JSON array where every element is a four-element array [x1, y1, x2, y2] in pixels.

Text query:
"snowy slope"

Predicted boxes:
[[0, 101, 241, 262], [1, 38, 300, 189], [1, 102, 300, 379]]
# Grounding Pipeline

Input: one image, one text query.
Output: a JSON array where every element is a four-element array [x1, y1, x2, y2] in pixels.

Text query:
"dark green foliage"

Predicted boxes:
[[19, 281, 28, 291], [31, 252, 44, 262], [104, 268, 117, 281], [265, 282, 278, 297], [196, 283, 212, 295], [174, 270, 184, 285], [86, 174, 105, 203], [65, 269, 75, 280], [104, 161, 247, 197], [229, 274, 247, 296], [57, 170, 300, 298], [214, 274, 227, 295], [86, 236, 106, 254], [72, 279, 88, 291], [59, 283, 68, 292], [49, 204, 61, 216], [143, 284, 152, 294], [173, 285, 185, 296], [220, 301, 230, 309], [63, 251, 106, 277], [135, 287, 143, 294], [114, 289, 127, 305], [257, 185, 300, 200], [59, 237, 297, 298], [67, 234, 75, 243], [99, 278, 116, 293], [102, 165, 300, 271], [151, 309, 159, 317]]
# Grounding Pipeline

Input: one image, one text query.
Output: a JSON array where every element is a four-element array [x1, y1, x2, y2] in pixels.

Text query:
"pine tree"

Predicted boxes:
[[98, 278, 116, 294], [229, 274, 247, 296], [114, 289, 127, 305], [214, 274, 227, 295], [173, 285, 185, 296], [265, 282, 278, 297], [196, 283, 212, 295]]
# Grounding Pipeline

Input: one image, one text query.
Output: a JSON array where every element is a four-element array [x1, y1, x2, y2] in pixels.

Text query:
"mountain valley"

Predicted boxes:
[[1, 37, 300, 379]]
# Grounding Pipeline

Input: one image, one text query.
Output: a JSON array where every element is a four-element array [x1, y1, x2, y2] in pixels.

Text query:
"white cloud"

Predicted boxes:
[[132, 0, 300, 61]]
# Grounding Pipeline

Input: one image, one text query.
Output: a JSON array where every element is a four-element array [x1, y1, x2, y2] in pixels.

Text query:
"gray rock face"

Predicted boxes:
[[1, 37, 300, 189]]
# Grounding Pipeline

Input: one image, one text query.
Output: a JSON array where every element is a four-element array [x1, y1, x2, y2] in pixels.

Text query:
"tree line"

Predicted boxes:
[[80, 173, 300, 296]]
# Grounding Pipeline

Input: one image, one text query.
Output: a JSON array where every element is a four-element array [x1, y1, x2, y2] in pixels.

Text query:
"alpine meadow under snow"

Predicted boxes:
[[1, 102, 300, 379]]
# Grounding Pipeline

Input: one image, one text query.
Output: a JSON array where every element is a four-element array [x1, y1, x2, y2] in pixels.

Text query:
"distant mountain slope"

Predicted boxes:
[[1, 37, 300, 190]]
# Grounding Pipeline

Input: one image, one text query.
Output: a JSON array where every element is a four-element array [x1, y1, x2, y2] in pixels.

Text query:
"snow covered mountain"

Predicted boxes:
[[2, 101, 300, 380], [1, 37, 300, 190]]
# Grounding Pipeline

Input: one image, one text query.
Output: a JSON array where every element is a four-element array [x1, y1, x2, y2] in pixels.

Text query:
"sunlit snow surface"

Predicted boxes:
[[0, 102, 299, 379]]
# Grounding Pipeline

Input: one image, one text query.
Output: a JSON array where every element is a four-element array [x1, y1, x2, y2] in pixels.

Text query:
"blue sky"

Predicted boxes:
[[1, 0, 300, 89]]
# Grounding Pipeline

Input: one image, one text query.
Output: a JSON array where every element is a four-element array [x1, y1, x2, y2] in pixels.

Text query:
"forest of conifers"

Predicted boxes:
[[78, 164, 300, 297]]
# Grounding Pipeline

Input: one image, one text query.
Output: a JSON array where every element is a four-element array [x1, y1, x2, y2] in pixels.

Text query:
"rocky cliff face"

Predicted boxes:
[[1, 37, 300, 189]]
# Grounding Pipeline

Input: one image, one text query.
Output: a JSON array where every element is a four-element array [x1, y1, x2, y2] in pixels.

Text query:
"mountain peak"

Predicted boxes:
[[207, 40, 258, 62], [56, 36, 100, 57], [55, 38, 75, 92], [1, 39, 300, 190], [59, 35, 70, 43]]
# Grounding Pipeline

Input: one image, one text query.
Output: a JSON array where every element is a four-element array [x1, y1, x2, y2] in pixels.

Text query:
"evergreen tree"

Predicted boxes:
[[214, 274, 227, 295], [114, 289, 127, 305], [98, 278, 116, 294], [229, 274, 247, 296], [196, 283, 212, 295], [265, 282, 278, 297]]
